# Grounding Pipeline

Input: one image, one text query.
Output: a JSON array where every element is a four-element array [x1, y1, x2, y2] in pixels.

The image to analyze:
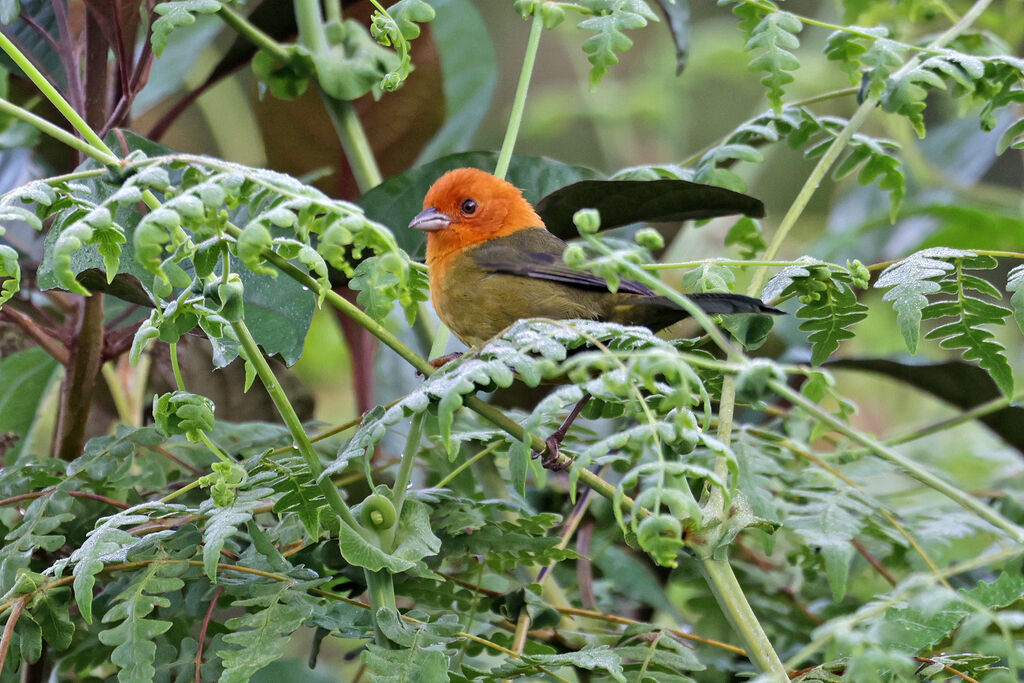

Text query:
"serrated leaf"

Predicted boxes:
[[1007, 264, 1024, 334], [494, 645, 627, 682], [152, 0, 224, 56], [744, 11, 801, 112], [875, 248, 970, 353], [218, 584, 317, 682], [97, 563, 184, 683]]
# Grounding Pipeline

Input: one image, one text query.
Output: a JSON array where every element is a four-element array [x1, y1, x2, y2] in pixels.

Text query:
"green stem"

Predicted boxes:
[[0, 98, 120, 166], [769, 379, 1024, 543], [198, 432, 233, 465], [700, 558, 788, 681], [364, 568, 399, 647], [866, 389, 1024, 452], [321, 98, 383, 192], [100, 362, 134, 425], [493, 7, 544, 180], [435, 441, 501, 488], [746, 0, 994, 296], [389, 412, 424, 530], [294, 0, 329, 54], [646, 258, 815, 270], [0, 32, 117, 161], [217, 5, 293, 62], [160, 478, 205, 503], [293, 0, 382, 192], [230, 318, 364, 534], [705, 377, 735, 519], [169, 342, 186, 391], [324, 0, 342, 22]]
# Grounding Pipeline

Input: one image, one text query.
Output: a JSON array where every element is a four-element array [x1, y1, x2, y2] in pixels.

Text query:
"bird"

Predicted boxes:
[[408, 167, 781, 348], [408, 167, 782, 469]]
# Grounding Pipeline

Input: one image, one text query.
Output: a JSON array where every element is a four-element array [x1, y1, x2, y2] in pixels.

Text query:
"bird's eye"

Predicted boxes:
[[460, 198, 477, 216]]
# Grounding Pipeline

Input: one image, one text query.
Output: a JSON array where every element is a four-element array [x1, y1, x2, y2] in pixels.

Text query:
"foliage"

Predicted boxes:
[[0, 1, 1023, 682]]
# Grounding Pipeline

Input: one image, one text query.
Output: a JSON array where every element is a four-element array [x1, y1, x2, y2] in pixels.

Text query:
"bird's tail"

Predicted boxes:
[[619, 292, 782, 332], [685, 292, 783, 316]]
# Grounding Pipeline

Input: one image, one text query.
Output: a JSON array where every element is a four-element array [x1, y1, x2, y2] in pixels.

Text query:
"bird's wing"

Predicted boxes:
[[467, 229, 655, 296]]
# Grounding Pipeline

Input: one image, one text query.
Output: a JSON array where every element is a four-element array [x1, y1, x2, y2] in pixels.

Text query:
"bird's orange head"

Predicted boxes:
[[409, 167, 545, 265]]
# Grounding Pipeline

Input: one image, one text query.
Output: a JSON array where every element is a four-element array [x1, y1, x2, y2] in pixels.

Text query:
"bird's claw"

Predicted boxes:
[[533, 436, 570, 472]]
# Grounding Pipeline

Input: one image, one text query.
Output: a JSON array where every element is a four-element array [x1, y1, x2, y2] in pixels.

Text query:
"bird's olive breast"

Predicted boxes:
[[433, 251, 610, 346]]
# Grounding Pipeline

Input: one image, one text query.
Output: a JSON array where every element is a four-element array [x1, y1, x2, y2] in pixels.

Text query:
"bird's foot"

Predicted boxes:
[[533, 435, 570, 472], [418, 352, 464, 377]]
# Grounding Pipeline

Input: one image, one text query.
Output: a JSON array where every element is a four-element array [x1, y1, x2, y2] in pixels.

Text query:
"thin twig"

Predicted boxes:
[[0, 597, 26, 671], [194, 586, 222, 683], [0, 489, 131, 510], [0, 307, 69, 364], [851, 538, 898, 587], [914, 657, 981, 683]]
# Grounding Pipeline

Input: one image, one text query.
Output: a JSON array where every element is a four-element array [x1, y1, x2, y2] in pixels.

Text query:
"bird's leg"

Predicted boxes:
[[429, 351, 464, 368], [418, 352, 465, 377], [535, 394, 592, 472]]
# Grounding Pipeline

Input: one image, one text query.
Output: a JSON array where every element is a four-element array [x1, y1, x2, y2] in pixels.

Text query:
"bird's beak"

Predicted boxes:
[[409, 207, 451, 232]]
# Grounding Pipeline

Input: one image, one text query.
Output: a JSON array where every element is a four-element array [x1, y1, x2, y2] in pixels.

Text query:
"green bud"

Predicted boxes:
[[359, 493, 397, 529], [573, 208, 601, 235], [218, 276, 245, 322], [809, 265, 832, 281], [540, 2, 565, 28], [636, 515, 683, 568], [325, 19, 346, 44], [805, 279, 828, 293], [153, 391, 215, 442], [381, 72, 402, 92], [634, 227, 664, 250], [512, 0, 537, 19], [563, 244, 587, 268]]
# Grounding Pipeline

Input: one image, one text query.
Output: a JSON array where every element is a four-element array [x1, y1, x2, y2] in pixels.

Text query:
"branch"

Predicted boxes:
[[0, 306, 69, 364]]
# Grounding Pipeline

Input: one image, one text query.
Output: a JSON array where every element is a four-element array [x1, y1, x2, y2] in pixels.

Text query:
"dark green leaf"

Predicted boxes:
[[827, 358, 1024, 454], [0, 347, 59, 461], [535, 179, 765, 240]]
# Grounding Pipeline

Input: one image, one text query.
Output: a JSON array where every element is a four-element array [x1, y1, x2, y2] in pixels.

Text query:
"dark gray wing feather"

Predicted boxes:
[[467, 229, 655, 296]]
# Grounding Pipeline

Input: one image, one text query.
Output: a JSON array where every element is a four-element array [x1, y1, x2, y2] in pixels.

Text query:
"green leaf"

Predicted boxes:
[[33, 595, 75, 652], [654, 0, 690, 75], [878, 572, 1024, 653], [1007, 264, 1024, 334], [201, 492, 265, 580], [56, 503, 180, 624], [874, 247, 969, 353], [364, 641, 450, 682], [535, 178, 764, 240], [218, 583, 318, 682], [576, 0, 657, 87], [0, 347, 59, 461], [785, 488, 869, 601], [97, 563, 184, 683], [339, 499, 440, 572], [152, 0, 224, 56], [493, 645, 627, 682], [744, 11, 802, 112], [0, 243, 19, 306]]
